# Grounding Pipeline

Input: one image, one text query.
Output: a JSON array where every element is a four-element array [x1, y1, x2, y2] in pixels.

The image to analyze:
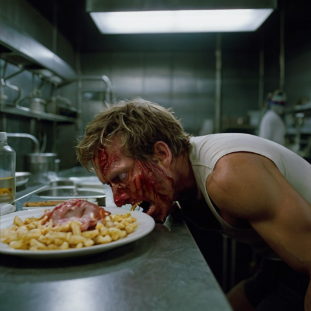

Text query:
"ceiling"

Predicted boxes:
[[25, 0, 310, 54]]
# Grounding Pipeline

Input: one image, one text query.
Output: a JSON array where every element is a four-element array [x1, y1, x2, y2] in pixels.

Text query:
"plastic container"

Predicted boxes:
[[0, 132, 16, 206]]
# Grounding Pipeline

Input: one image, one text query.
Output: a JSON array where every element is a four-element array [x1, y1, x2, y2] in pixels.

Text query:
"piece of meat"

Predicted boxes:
[[42, 199, 111, 231]]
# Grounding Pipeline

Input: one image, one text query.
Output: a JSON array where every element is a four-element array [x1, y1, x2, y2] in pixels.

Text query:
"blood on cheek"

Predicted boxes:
[[96, 148, 129, 206], [127, 160, 174, 205], [98, 148, 118, 176]]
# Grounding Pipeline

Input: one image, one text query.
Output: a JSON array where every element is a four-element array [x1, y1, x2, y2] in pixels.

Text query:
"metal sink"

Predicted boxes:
[[36, 186, 106, 206], [48, 178, 75, 187], [48, 177, 104, 189]]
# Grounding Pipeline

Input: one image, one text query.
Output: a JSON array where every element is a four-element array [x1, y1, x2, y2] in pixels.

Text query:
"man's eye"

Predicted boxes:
[[119, 173, 127, 180]]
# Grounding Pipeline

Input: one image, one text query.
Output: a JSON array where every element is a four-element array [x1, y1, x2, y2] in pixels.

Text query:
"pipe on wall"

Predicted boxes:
[[279, 3, 285, 90], [6, 132, 40, 153], [81, 75, 116, 106], [259, 39, 265, 110], [215, 33, 222, 133]]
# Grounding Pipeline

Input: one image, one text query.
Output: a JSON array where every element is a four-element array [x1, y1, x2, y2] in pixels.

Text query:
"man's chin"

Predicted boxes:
[[137, 201, 172, 223], [148, 206, 170, 223]]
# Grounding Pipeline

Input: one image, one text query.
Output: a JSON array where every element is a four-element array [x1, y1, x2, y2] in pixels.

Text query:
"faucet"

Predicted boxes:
[[6, 133, 40, 153], [102, 75, 116, 105], [82, 75, 116, 107]]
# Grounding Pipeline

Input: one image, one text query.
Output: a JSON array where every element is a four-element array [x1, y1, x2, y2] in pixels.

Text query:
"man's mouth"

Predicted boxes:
[[139, 201, 152, 214]]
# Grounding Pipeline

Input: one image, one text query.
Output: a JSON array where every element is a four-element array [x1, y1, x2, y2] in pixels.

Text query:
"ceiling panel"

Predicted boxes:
[[25, 0, 311, 54]]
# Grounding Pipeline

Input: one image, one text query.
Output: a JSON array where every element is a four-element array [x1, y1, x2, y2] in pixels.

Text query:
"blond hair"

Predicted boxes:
[[76, 98, 191, 171]]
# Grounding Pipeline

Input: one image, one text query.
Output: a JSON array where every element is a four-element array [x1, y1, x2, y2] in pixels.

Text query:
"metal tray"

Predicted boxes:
[[36, 186, 106, 206]]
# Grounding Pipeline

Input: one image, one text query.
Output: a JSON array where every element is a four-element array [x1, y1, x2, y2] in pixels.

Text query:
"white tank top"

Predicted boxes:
[[189, 134, 311, 259]]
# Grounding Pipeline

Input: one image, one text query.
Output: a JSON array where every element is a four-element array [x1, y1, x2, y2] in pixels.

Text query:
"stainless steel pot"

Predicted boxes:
[[25, 153, 57, 184], [46, 96, 59, 114], [46, 95, 77, 117], [30, 97, 46, 113]]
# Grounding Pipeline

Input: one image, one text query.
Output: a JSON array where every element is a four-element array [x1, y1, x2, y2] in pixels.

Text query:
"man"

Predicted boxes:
[[259, 90, 287, 145], [76, 98, 311, 311]]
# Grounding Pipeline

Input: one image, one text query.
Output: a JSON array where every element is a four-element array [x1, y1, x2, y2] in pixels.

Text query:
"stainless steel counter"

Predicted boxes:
[[0, 167, 232, 311]]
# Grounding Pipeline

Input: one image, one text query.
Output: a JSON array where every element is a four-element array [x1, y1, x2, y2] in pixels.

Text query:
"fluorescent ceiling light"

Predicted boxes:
[[90, 9, 273, 34]]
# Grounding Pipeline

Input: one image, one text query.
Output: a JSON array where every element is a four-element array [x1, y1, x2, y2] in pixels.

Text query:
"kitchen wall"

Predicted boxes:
[[263, 1, 311, 106], [3, 0, 311, 171], [261, 0, 311, 157], [80, 48, 260, 136], [222, 50, 259, 128], [264, 37, 311, 107]]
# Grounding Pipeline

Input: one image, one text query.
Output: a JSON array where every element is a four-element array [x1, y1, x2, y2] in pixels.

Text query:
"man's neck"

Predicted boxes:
[[171, 153, 198, 201]]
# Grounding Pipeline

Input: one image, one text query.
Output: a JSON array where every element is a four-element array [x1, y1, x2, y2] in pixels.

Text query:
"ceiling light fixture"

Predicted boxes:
[[90, 9, 273, 34]]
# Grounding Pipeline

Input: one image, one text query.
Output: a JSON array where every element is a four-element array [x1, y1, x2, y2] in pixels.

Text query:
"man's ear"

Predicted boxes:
[[153, 141, 172, 169]]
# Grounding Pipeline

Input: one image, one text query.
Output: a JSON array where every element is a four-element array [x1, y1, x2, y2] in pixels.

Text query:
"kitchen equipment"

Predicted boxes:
[[16, 172, 31, 187], [54, 159, 61, 174], [29, 97, 46, 113], [69, 176, 103, 189], [0, 59, 24, 106], [48, 178, 74, 187], [0, 78, 21, 106], [36, 186, 106, 206], [0, 132, 16, 205], [25, 153, 57, 184], [46, 95, 77, 117], [16, 71, 48, 112], [7, 133, 40, 153], [46, 96, 58, 114], [58, 103, 77, 118]]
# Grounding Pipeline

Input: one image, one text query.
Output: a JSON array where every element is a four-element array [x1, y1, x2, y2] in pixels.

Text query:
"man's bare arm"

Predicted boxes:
[[206, 152, 311, 275]]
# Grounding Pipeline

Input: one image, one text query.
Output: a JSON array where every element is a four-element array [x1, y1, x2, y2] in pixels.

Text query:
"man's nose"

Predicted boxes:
[[111, 184, 130, 206]]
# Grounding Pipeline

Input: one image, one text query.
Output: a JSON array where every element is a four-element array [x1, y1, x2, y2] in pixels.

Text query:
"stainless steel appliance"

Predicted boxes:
[[25, 153, 58, 184]]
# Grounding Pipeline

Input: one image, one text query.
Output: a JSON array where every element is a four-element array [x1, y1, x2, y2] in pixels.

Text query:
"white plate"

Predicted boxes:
[[0, 207, 155, 259]]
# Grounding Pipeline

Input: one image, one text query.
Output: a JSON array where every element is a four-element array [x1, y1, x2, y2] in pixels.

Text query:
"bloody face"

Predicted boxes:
[[92, 137, 175, 222]]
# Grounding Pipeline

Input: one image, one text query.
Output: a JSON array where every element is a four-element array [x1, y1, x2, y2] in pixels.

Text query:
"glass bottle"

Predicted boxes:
[[0, 132, 16, 206]]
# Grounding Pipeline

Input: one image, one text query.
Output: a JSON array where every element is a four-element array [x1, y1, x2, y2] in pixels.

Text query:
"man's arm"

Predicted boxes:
[[206, 152, 311, 275], [206, 152, 311, 310]]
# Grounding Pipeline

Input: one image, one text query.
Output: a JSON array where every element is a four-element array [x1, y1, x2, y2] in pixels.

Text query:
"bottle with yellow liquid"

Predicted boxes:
[[0, 132, 16, 206]]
